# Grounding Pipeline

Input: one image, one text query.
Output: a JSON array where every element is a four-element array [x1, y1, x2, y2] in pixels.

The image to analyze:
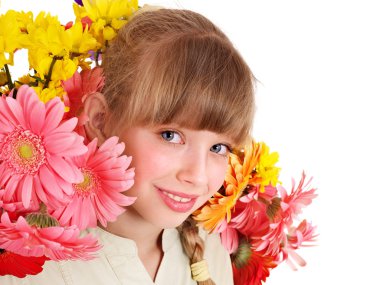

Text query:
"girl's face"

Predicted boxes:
[[120, 124, 233, 229]]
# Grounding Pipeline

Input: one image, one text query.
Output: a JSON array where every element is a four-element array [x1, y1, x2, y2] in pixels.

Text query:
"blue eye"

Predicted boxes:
[[161, 131, 182, 143], [210, 144, 231, 155]]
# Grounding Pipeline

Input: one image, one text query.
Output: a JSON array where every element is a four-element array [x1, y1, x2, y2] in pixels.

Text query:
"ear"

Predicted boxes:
[[83, 92, 108, 145]]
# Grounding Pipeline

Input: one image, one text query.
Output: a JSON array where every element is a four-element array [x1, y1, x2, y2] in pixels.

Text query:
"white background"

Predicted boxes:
[[1, 0, 379, 284]]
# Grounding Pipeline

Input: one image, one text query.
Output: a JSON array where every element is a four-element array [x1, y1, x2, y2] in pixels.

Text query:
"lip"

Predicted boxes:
[[156, 187, 198, 213]]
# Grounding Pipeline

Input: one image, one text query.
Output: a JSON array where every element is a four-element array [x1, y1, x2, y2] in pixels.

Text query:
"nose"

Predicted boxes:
[[176, 148, 209, 189]]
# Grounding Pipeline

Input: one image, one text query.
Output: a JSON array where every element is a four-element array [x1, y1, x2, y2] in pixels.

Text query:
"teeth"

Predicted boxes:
[[163, 191, 192, 203]]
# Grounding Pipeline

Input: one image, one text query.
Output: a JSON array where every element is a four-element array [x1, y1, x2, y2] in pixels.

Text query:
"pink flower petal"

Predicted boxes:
[[0, 167, 13, 187], [21, 175, 33, 209], [5, 97, 27, 127], [53, 174, 74, 196], [4, 174, 20, 201], [28, 100, 46, 134], [56, 135, 87, 157], [220, 226, 239, 254], [47, 155, 83, 184], [44, 133, 77, 154], [87, 197, 97, 227], [33, 175, 47, 204], [0, 117, 14, 133], [17, 85, 36, 110], [75, 198, 90, 229], [81, 67, 104, 94], [0, 212, 101, 261], [0, 98, 19, 127], [98, 136, 118, 152], [54, 198, 78, 225], [39, 165, 64, 201], [42, 98, 65, 135], [51, 117, 78, 134]]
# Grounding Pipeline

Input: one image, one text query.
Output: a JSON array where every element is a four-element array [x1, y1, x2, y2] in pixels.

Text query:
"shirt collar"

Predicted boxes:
[[88, 227, 180, 257]]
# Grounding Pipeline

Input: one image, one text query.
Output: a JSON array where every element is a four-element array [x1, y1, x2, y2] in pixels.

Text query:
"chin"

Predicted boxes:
[[154, 215, 190, 229]]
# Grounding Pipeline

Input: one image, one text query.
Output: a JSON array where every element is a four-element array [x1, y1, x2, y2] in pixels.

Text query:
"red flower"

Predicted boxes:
[[0, 249, 48, 278], [232, 239, 277, 285], [62, 67, 104, 123], [62, 67, 105, 141]]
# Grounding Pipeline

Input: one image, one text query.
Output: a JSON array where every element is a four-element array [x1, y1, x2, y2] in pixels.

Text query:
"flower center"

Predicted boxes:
[[231, 239, 253, 269], [73, 168, 99, 196], [26, 212, 60, 228], [1, 127, 46, 175]]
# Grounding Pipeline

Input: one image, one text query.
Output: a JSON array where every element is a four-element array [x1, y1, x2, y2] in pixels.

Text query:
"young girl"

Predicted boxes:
[[1, 7, 254, 285]]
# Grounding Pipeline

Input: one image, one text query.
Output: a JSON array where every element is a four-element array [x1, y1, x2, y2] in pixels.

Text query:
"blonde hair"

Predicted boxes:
[[102, 8, 255, 147], [177, 217, 215, 285], [102, 8, 255, 283]]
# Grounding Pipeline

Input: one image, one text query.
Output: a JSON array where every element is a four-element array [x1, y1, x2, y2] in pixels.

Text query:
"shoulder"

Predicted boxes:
[[199, 228, 234, 285]]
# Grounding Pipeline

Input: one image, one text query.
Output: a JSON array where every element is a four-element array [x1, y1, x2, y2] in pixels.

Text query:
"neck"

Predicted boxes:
[[100, 208, 163, 252]]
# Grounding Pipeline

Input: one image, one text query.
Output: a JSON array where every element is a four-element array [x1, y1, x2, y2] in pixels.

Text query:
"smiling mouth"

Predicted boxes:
[[156, 188, 198, 213], [161, 190, 192, 203]]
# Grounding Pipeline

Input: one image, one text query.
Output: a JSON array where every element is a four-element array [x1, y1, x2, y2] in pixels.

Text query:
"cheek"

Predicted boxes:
[[194, 163, 227, 211], [208, 160, 228, 195], [127, 143, 175, 184]]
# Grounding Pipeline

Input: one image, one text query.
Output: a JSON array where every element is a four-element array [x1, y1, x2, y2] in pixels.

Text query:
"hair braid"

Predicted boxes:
[[177, 217, 215, 285]]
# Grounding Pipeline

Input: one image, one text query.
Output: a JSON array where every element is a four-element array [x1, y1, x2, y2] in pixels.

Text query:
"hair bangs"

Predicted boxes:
[[123, 33, 254, 146], [103, 9, 255, 147]]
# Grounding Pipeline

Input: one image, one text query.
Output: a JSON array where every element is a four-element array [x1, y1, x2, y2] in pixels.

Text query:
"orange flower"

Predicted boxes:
[[193, 140, 261, 232]]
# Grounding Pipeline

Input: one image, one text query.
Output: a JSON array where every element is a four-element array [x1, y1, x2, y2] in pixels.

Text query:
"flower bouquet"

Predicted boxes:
[[0, 0, 317, 284], [0, 0, 138, 277], [194, 141, 318, 285]]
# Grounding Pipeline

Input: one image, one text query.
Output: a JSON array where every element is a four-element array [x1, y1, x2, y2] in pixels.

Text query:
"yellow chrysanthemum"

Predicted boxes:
[[26, 12, 98, 83], [193, 140, 261, 232], [25, 13, 73, 80], [74, 0, 138, 46], [250, 142, 281, 192], [32, 83, 66, 104], [35, 55, 78, 83], [0, 10, 27, 68], [26, 12, 68, 57], [14, 10, 34, 33], [65, 22, 99, 55], [14, 74, 36, 89]]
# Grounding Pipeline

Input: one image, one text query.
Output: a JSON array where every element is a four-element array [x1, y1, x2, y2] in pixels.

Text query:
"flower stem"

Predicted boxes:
[[4, 64, 14, 90], [43, 56, 58, 89]]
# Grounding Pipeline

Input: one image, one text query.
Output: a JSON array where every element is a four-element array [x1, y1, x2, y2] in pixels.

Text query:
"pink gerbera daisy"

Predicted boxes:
[[279, 172, 318, 226], [0, 85, 87, 210], [0, 211, 100, 261], [51, 137, 136, 230], [281, 220, 317, 270]]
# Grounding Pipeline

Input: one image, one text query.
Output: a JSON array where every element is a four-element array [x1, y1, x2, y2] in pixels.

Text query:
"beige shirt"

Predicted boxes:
[[0, 227, 233, 285]]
